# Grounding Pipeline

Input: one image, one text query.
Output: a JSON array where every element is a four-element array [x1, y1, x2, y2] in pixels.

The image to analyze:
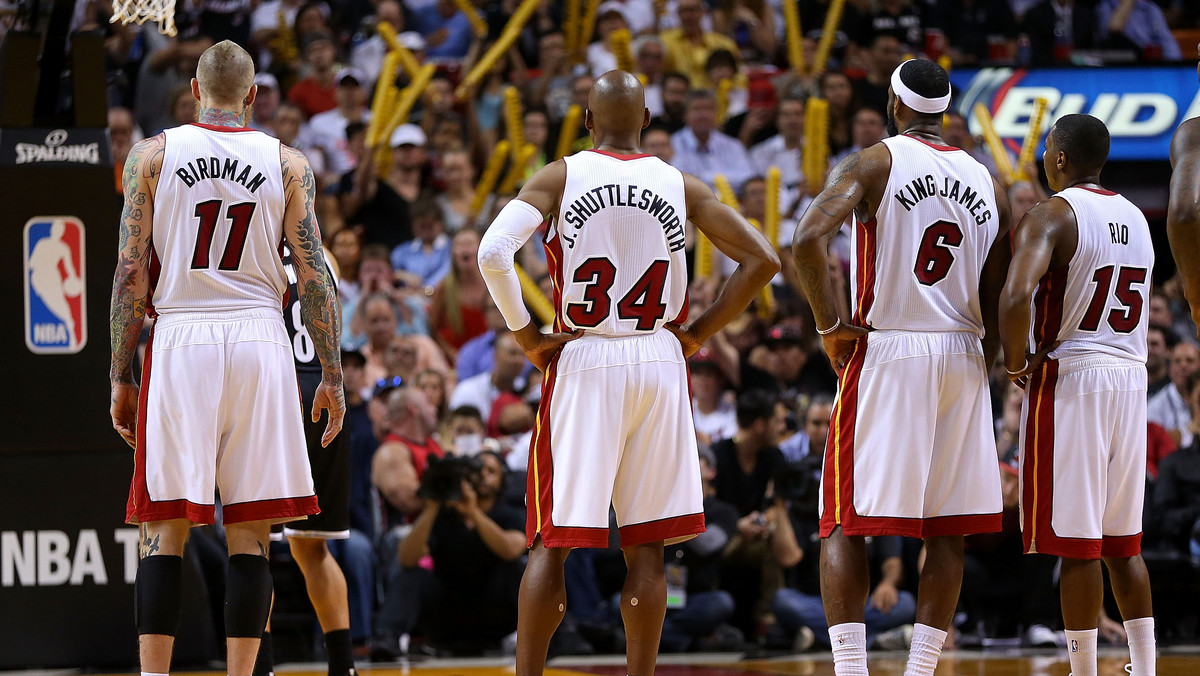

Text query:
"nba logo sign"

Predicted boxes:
[[23, 216, 87, 354]]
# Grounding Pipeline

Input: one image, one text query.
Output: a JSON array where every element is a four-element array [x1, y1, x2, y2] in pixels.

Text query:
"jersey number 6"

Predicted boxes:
[[191, 199, 257, 271], [914, 220, 963, 286], [567, 258, 670, 331]]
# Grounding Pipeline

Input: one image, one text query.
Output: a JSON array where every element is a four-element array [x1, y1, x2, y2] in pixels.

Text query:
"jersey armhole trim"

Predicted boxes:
[[1051, 194, 1081, 271]]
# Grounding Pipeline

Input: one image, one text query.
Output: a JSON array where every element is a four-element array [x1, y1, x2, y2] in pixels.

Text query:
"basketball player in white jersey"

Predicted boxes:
[[792, 58, 1013, 676], [477, 71, 779, 676], [108, 41, 344, 675], [1001, 114, 1156, 676]]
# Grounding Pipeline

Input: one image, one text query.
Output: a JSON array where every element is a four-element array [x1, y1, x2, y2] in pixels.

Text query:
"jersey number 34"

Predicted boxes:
[[567, 258, 670, 331]]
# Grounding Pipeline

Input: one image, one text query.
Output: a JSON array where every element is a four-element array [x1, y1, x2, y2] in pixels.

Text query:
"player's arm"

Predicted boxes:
[[109, 134, 164, 448], [671, 173, 781, 356], [478, 160, 581, 371], [281, 144, 345, 446], [1168, 119, 1200, 335], [998, 197, 1076, 385], [792, 146, 889, 369], [979, 175, 1015, 368]]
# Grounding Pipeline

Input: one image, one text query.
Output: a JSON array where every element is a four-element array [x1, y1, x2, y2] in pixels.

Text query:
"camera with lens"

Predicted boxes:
[[418, 454, 484, 503], [772, 455, 823, 515]]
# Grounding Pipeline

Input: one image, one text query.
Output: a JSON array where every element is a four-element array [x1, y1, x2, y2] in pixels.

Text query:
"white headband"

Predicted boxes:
[[890, 59, 951, 114]]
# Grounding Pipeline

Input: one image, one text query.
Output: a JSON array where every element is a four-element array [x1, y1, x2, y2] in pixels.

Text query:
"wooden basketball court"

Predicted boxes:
[[136, 648, 1200, 676]]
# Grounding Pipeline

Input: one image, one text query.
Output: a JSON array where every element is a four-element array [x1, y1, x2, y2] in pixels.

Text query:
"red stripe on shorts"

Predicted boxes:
[[618, 513, 706, 548], [854, 216, 877, 326], [820, 339, 866, 538], [125, 326, 215, 525]]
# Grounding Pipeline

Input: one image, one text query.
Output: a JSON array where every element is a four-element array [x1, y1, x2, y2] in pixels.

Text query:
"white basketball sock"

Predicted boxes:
[[1064, 628, 1098, 676], [142, 672, 170, 676], [1124, 617, 1156, 675], [903, 623, 947, 676], [829, 622, 869, 675]]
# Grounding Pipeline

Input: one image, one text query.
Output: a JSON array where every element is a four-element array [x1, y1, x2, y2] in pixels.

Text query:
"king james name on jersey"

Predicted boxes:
[[561, 184, 686, 252], [173, 156, 266, 193], [894, 174, 992, 226]]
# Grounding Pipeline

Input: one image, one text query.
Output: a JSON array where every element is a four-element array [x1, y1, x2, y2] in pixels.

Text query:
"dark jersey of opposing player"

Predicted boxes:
[[282, 246, 336, 401]]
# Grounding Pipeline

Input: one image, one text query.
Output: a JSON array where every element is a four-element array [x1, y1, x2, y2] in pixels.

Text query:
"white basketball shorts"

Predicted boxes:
[[820, 330, 1003, 538], [126, 308, 318, 526], [1020, 356, 1146, 559], [527, 331, 705, 549]]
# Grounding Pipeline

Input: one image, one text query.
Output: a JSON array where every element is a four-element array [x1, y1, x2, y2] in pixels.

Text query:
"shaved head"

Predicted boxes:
[[587, 70, 648, 138], [196, 40, 255, 107]]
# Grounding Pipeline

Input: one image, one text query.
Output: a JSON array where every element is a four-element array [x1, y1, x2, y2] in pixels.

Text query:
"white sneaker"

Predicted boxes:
[[872, 624, 914, 651], [1026, 623, 1065, 648], [793, 625, 815, 652]]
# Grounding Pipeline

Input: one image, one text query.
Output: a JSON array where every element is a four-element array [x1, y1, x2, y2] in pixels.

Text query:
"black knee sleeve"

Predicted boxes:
[[225, 554, 273, 638], [135, 555, 183, 636]]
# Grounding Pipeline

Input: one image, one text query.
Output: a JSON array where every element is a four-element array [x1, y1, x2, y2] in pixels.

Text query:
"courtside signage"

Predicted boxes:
[[23, 217, 87, 354], [950, 66, 1200, 161]]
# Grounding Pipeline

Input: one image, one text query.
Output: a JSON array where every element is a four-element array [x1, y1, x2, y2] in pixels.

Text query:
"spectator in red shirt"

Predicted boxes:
[[288, 31, 340, 118]]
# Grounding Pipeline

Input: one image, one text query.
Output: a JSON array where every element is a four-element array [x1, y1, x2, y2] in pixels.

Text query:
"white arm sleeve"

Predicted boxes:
[[478, 198, 546, 330]]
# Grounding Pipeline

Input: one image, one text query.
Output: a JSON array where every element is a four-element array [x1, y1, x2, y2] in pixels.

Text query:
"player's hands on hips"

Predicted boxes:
[[664, 323, 704, 358], [1006, 341, 1060, 389], [110, 382, 140, 449], [869, 581, 899, 614], [514, 320, 583, 372], [312, 378, 346, 447], [820, 323, 870, 372]]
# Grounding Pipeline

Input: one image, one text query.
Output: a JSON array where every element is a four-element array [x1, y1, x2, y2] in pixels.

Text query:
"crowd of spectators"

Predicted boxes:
[[28, 0, 1200, 662]]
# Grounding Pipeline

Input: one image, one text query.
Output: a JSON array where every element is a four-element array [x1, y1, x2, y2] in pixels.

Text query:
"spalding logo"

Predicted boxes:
[[15, 129, 100, 165]]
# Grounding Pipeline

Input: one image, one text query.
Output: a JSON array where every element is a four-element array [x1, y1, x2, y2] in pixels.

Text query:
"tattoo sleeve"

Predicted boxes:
[[792, 152, 865, 329], [110, 136, 163, 383], [281, 146, 343, 381]]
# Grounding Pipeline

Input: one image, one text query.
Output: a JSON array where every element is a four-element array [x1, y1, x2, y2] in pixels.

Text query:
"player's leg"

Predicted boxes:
[[224, 520, 275, 676], [1101, 376, 1154, 675], [1103, 555, 1154, 674], [1059, 557, 1103, 676], [287, 534, 355, 675], [621, 542, 666, 676], [820, 527, 871, 674], [136, 519, 191, 674], [515, 539, 571, 676], [912, 535, 964, 630]]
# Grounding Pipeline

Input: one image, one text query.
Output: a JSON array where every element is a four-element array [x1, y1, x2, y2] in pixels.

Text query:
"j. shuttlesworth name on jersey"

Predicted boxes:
[[174, 156, 267, 193], [894, 174, 992, 225], [561, 184, 686, 252]]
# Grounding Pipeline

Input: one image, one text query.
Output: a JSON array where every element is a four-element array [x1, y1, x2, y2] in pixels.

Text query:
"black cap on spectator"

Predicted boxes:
[[341, 349, 366, 368], [764, 324, 805, 347], [372, 375, 404, 399]]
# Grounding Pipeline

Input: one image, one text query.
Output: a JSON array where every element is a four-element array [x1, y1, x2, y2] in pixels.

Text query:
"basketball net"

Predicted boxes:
[[110, 0, 178, 36]]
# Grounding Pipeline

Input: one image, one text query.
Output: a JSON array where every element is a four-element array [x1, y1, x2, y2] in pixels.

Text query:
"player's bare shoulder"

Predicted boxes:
[[1171, 117, 1200, 167], [123, 133, 166, 197], [279, 143, 315, 200], [515, 158, 568, 217]]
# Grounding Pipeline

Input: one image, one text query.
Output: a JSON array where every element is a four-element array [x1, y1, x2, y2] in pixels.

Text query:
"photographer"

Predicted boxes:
[[394, 451, 527, 653]]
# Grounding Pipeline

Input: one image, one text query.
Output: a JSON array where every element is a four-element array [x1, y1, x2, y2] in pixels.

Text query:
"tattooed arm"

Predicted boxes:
[[109, 135, 164, 448], [281, 144, 345, 447], [791, 144, 889, 370]]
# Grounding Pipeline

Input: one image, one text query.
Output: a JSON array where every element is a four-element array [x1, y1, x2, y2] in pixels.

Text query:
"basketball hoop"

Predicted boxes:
[[110, 0, 177, 36]]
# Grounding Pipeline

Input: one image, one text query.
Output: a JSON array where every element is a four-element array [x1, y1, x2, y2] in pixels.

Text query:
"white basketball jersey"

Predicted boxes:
[[852, 135, 1000, 335], [150, 124, 287, 315], [548, 150, 689, 336], [1033, 186, 1153, 364]]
